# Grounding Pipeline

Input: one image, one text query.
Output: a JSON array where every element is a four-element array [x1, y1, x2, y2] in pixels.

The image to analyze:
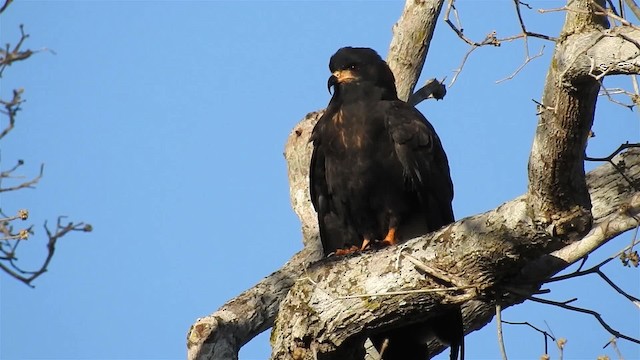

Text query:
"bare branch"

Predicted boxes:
[[603, 337, 625, 359], [496, 304, 509, 360], [625, 0, 640, 20], [0, 209, 29, 222], [598, 85, 636, 110], [556, 338, 567, 360], [449, 45, 479, 87], [528, 296, 640, 344], [0, 88, 25, 140], [408, 78, 447, 106], [0, 216, 92, 287], [0, 25, 33, 77], [446, 0, 554, 85], [496, 45, 545, 83], [0, 163, 44, 193], [386, 0, 446, 101], [501, 321, 555, 355]]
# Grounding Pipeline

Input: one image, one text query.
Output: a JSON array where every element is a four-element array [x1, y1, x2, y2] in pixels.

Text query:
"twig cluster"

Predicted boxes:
[[542, 0, 640, 109], [445, 0, 554, 87], [0, 214, 92, 287], [0, 14, 90, 286], [0, 24, 33, 77], [514, 235, 640, 354]]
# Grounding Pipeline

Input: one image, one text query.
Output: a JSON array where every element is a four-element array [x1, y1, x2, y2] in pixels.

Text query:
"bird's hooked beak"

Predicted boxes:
[[327, 75, 338, 94], [327, 70, 357, 94]]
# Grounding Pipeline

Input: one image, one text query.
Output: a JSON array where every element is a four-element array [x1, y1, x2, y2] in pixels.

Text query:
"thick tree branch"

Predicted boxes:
[[528, 0, 609, 237], [269, 148, 640, 360], [387, 0, 445, 101], [188, 2, 640, 359], [186, 247, 322, 360]]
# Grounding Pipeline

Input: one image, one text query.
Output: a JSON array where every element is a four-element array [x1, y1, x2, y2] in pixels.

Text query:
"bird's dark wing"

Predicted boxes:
[[384, 101, 454, 229], [309, 116, 357, 255]]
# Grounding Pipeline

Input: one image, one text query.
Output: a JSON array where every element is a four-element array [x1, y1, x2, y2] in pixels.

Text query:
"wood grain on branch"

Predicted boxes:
[[528, 0, 609, 237], [387, 0, 445, 101]]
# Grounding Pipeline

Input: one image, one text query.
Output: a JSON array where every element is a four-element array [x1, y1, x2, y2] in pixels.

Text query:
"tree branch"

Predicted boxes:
[[188, 2, 640, 359], [386, 0, 445, 101], [0, 216, 92, 287], [268, 149, 640, 360], [527, 0, 609, 237]]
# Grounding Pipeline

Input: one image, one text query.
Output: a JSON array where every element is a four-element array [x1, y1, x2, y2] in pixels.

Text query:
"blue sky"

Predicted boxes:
[[0, 1, 638, 359]]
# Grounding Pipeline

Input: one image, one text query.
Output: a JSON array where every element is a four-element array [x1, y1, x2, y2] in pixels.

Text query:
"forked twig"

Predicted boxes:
[[528, 296, 640, 344]]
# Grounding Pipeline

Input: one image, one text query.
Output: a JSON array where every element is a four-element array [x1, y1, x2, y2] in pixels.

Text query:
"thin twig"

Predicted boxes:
[[496, 304, 509, 360], [603, 337, 625, 359], [0, 25, 33, 77], [0, 163, 44, 193], [0, 0, 13, 14], [547, 236, 640, 283], [0, 88, 25, 140], [0, 216, 92, 287], [585, 143, 640, 193], [528, 296, 640, 344], [496, 45, 546, 83], [338, 285, 477, 300], [625, 0, 640, 20], [446, 0, 554, 86], [502, 320, 555, 355]]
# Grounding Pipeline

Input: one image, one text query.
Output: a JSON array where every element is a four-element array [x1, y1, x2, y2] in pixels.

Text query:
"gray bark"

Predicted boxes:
[[187, 1, 640, 359], [269, 149, 640, 360]]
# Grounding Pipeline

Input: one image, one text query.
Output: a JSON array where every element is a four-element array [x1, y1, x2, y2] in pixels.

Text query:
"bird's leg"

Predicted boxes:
[[380, 227, 397, 246], [360, 238, 371, 250]]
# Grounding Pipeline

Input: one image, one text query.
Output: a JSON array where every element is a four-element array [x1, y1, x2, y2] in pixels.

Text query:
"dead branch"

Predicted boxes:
[[625, 0, 640, 20], [0, 0, 13, 14], [0, 88, 25, 140], [542, 234, 640, 304], [501, 320, 556, 355], [528, 296, 640, 344], [586, 142, 640, 190], [408, 78, 447, 106], [386, 0, 445, 101], [603, 337, 625, 359], [0, 162, 44, 193], [0, 24, 33, 77], [446, 0, 554, 86], [0, 216, 92, 287], [598, 85, 636, 109], [496, 304, 508, 360], [496, 45, 545, 83]]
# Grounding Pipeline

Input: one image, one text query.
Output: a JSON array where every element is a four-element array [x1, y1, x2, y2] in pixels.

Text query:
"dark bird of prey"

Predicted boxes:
[[309, 47, 463, 360]]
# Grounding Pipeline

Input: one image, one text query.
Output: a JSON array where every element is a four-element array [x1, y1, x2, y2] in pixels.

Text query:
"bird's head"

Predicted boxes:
[[327, 47, 397, 98]]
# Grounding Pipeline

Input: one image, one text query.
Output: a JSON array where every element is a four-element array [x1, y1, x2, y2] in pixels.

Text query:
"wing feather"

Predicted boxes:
[[384, 101, 454, 227]]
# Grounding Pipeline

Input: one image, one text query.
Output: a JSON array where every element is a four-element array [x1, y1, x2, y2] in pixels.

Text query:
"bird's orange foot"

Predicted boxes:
[[334, 245, 360, 256], [379, 227, 397, 247]]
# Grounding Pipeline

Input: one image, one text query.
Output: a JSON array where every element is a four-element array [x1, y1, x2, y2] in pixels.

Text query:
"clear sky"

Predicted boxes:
[[1, 1, 638, 360]]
